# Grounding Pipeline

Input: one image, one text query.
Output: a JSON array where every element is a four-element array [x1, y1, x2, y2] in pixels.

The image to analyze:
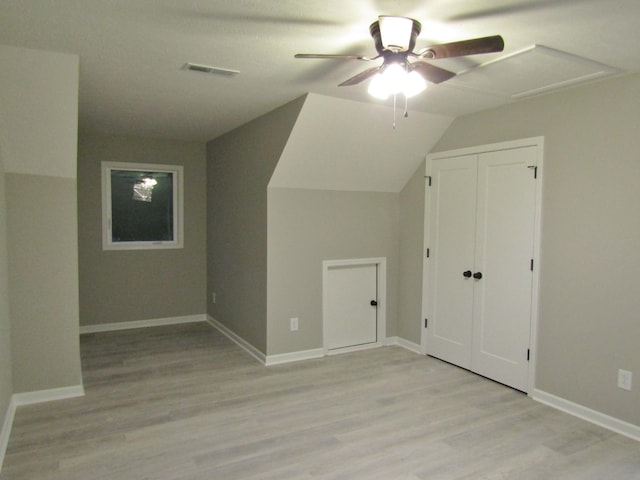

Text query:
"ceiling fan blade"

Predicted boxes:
[[410, 62, 456, 84], [338, 66, 381, 86], [417, 35, 504, 59], [295, 53, 376, 61]]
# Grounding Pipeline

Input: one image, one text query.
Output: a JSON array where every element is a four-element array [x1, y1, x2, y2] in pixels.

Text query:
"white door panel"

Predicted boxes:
[[426, 155, 477, 369], [325, 263, 377, 350], [472, 147, 537, 391]]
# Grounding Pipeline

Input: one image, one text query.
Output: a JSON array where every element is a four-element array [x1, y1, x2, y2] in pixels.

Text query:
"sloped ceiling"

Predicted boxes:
[[0, 1, 638, 142], [270, 94, 453, 192], [3, 1, 638, 194]]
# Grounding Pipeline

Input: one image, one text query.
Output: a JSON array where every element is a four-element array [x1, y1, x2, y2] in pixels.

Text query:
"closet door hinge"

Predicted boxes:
[[424, 318, 428, 328], [530, 259, 534, 271], [426, 248, 430, 258], [527, 165, 538, 179], [425, 175, 432, 186], [527, 349, 530, 361]]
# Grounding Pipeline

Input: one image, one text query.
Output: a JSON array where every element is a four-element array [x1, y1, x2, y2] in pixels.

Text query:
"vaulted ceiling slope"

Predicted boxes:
[[0, 1, 639, 142], [270, 94, 453, 192]]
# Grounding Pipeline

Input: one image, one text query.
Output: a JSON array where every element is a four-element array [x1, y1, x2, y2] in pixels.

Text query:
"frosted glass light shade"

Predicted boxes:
[[403, 71, 427, 98], [383, 64, 407, 94], [378, 16, 414, 52], [367, 73, 390, 99], [367, 64, 428, 99]]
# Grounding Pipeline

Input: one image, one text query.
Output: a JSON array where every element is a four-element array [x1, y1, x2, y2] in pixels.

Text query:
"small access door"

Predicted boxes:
[[324, 260, 380, 352]]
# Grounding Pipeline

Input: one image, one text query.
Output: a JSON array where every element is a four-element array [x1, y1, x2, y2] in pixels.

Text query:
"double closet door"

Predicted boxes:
[[424, 143, 540, 392]]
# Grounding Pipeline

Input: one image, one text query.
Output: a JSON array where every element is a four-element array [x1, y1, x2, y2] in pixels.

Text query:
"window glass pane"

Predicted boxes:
[[110, 170, 174, 243]]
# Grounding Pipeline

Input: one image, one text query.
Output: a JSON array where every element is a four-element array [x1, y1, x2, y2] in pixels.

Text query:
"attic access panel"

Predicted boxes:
[[449, 44, 621, 99]]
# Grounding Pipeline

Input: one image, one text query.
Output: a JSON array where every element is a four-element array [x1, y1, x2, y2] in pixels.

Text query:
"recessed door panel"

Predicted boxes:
[[325, 263, 378, 350], [472, 147, 537, 391], [425, 155, 478, 369]]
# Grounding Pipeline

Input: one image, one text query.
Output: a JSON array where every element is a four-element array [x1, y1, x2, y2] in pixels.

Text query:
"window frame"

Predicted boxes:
[[101, 161, 184, 251]]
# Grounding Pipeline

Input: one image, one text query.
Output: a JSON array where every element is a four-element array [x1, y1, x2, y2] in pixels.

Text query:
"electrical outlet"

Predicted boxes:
[[618, 369, 632, 391], [211, 292, 216, 304], [290, 317, 299, 332]]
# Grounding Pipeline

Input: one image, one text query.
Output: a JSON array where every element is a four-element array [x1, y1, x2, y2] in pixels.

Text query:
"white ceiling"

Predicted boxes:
[[0, 0, 639, 142]]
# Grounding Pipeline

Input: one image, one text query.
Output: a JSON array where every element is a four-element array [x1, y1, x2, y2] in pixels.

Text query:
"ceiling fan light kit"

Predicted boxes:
[[295, 15, 505, 117], [367, 64, 427, 100]]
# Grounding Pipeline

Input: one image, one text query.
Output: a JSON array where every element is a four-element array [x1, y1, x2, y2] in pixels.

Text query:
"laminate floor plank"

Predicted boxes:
[[1, 322, 638, 479]]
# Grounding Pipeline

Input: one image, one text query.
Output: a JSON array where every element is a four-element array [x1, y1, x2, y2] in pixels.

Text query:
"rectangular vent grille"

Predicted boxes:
[[183, 63, 240, 77]]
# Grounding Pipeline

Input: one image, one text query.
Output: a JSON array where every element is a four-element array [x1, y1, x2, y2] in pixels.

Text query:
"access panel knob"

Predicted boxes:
[[463, 270, 472, 278], [473, 272, 483, 280], [370, 300, 378, 307]]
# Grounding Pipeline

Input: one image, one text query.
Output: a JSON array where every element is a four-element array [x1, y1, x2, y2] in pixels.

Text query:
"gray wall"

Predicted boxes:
[[267, 188, 400, 355], [77, 133, 207, 326], [430, 73, 640, 426], [7, 175, 82, 391], [397, 166, 426, 345], [206, 97, 306, 354], [0, 45, 82, 394]]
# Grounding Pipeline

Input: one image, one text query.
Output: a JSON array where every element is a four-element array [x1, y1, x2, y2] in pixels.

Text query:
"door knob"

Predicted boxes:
[[370, 300, 378, 307], [473, 272, 483, 280], [463, 270, 472, 278]]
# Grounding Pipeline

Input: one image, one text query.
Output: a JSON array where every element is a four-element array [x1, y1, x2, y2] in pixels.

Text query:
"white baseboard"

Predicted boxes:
[[385, 336, 423, 354], [532, 389, 640, 442], [206, 316, 329, 366], [396, 337, 423, 354], [206, 316, 266, 365], [265, 337, 422, 366], [204, 321, 424, 367], [13, 384, 85, 406], [326, 342, 383, 356], [79, 314, 207, 334], [0, 396, 17, 475], [266, 348, 325, 366], [1, 384, 85, 473]]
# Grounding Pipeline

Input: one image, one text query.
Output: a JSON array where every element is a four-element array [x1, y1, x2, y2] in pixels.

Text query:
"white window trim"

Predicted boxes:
[[101, 161, 184, 251]]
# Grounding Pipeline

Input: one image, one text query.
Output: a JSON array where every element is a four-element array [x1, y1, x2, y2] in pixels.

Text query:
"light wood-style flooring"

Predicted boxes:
[[2, 322, 639, 479]]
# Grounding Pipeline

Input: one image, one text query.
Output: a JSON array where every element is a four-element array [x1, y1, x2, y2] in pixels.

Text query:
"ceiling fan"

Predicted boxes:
[[295, 16, 504, 99]]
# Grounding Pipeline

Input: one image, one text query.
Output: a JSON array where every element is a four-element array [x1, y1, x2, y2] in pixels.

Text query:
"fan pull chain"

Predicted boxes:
[[393, 93, 397, 129], [390, 94, 410, 129]]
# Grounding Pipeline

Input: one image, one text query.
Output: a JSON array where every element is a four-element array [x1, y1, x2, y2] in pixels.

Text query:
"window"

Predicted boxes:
[[101, 162, 183, 250]]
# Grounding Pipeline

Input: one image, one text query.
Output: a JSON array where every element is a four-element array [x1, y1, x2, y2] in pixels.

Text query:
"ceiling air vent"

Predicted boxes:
[[182, 63, 240, 77]]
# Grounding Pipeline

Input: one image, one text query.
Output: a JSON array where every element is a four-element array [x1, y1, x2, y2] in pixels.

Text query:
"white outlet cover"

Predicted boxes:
[[618, 369, 632, 391], [290, 317, 299, 331]]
